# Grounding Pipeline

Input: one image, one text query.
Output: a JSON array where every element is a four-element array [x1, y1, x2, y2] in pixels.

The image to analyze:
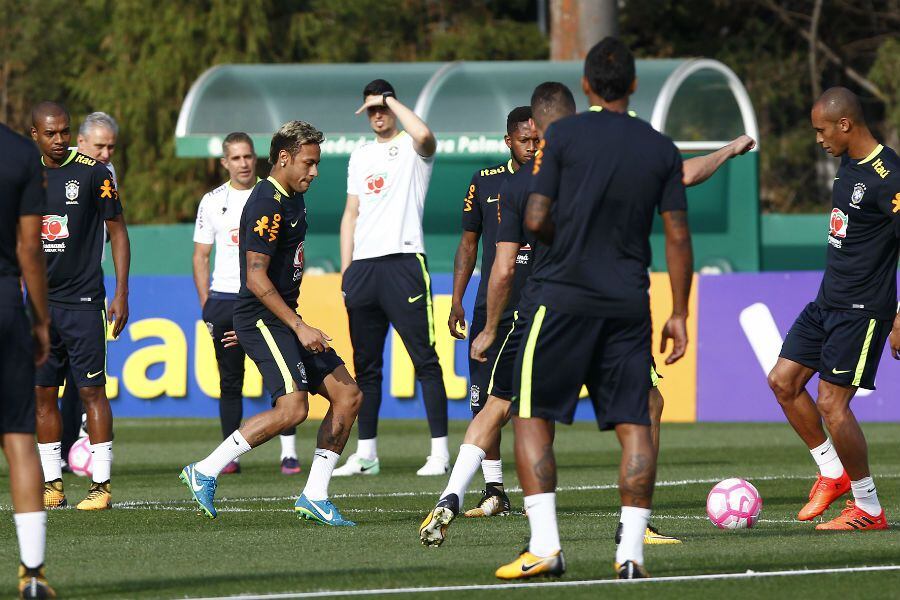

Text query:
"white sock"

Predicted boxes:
[[13, 512, 46, 569], [810, 439, 844, 479], [440, 444, 485, 506], [615, 506, 651, 565], [524, 493, 560, 557], [280, 434, 298, 460], [431, 436, 450, 460], [482, 459, 503, 486], [195, 431, 252, 478], [357, 438, 377, 460], [37, 443, 62, 482], [90, 441, 113, 483], [302, 449, 340, 501], [851, 476, 882, 516]]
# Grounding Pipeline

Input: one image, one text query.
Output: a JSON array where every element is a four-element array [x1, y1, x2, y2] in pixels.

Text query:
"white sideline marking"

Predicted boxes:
[[106, 472, 900, 511], [186, 564, 900, 599]]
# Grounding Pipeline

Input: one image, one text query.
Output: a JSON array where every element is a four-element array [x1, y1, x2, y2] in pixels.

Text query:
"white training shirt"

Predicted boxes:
[[346, 131, 434, 260], [193, 180, 256, 294]]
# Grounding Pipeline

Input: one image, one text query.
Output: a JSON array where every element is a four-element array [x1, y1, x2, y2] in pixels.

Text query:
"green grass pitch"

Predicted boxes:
[[2, 419, 900, 598]]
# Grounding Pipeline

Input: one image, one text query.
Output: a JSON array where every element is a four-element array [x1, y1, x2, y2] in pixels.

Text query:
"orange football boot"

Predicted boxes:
[[815, 500, 888, 531], [798, 472, 850, 521]]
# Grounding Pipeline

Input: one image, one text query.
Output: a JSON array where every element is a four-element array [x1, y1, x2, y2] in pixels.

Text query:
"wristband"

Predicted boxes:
[[382, 91, 395, 106]]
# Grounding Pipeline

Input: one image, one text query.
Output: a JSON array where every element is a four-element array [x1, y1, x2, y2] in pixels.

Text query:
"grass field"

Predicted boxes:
[[2, 418, 900, 598]]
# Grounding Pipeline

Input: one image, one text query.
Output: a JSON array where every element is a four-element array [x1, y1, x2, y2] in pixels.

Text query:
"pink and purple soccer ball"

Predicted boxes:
[[706, 478, 762, 529], [68, 437, 93, 478]]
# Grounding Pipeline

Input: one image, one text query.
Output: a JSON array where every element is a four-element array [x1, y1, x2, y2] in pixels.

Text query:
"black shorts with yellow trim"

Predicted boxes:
[[468, 311, 515, 413], [485, 302, 536, 403], [780, 302, 891, 390], [235, 315, 345, 402], [512, 306, 652, 431], [35, 305, 108, 388], [650, 357, 662, 389]]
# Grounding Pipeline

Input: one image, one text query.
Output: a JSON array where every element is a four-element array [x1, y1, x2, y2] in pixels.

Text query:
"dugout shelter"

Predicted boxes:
[[175, 59, 760, 273]]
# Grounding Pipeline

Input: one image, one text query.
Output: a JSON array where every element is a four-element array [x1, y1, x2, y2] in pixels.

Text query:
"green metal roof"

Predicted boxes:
[[175, 59, 758, 158]]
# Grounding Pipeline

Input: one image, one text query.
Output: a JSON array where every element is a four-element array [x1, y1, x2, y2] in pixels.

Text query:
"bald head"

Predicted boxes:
[[31, 101, 69, 127], [814, 87, 865, 125]]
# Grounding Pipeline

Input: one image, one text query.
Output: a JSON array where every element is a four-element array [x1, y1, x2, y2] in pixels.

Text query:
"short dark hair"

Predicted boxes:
[[363, 79, 396, 99], [506, 106, 532, 134], [31, 101, 70, 127], [222, 131, 255, 156], [269, 121, 325, 165], [584, 37, 635, 102], [530, 82, 576, 128]]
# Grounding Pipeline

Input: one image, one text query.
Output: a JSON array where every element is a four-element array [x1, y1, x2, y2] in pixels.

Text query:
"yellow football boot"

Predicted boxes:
[[495, 549, 565, 580], [42, 480, 66, 510], [76, 481, 111, 511], [18, 563, 56, 599]]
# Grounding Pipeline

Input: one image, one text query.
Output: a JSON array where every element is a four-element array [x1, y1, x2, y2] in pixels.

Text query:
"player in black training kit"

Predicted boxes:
[[495, 39, 693, 581], [0, 122, 56, 598], [181, 121, 363, 526], [769, 87, 900, 531], [445, 106, 537, 518], [31, 102, 130, 512]]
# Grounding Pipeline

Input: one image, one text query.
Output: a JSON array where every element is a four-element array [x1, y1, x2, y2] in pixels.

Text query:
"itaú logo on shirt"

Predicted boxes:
[[365, 172, 388, 195], [41, 215, 70, 241]]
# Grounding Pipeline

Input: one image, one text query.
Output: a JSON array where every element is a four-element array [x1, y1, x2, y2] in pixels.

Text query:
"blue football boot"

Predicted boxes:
[[179, 463, 218, 519], [294, 494, 356, 526]]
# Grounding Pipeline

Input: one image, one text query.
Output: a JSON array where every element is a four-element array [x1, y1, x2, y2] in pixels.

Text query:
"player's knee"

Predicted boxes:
[[816, 393, 849, 422], [79, 386, 106, 406], [412, 354, 442, 377], [280, 403, 307, 428], [347, 385, 363, 412], [648, 388, 664, 416], [767, 369, 799, 401]]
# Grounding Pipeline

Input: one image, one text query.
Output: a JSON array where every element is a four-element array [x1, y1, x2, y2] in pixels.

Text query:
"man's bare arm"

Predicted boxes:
[[16, 215, 49, 364], [682, 135, 756, 187], [524, 193, 555, 244], [660, 210, 693, 365], [384, 97, 436, 157], [449, 230, 479, 339], [106, 214, 131, 338], [340, 194, 359, 274], [483, 242, 518, 336], [192, 242, 212, 308]]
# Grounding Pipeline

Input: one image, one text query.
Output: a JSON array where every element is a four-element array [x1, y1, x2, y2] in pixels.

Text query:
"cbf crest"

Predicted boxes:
[[65, 180, 80, 202], [851, 182, 866, 205]]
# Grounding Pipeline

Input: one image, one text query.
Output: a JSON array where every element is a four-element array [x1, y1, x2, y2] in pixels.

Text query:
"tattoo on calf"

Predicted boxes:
[[533, 443, 557, 492], [620, 452, 656, 506]]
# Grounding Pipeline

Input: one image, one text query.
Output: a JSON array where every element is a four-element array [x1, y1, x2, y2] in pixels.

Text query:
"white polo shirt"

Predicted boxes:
[[346, 131, 434, 260], [193, 180, 257, 294]]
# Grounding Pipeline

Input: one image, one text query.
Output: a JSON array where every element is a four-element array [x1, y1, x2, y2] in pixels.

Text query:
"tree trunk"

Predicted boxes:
[[550, 0, 618, 60]]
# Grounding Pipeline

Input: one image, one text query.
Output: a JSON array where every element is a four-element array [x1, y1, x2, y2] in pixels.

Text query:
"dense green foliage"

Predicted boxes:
[[1, 419, 898, 597], [1, 0, 897, 219]]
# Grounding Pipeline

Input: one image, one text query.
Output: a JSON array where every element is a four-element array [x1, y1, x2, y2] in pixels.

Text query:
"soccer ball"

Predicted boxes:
[[706, 478, 762, 529], [68, 437, 93, 478]]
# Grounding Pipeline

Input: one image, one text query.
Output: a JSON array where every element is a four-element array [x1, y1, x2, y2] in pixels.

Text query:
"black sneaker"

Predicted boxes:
[[616, 560, 650, 579], [464, 484, 511, 517]]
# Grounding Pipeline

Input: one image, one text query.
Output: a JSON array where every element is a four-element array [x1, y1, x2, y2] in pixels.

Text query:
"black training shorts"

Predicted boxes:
[[35, 306, 107, 388], [0, 307, 36, 434]]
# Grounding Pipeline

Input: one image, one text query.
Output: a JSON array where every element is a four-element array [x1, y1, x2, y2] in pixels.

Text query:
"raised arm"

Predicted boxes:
[[660, 210, 693, 365], [682, 135, 756, 187], [340, 193, 360, 274], [356, 95, 436, 157], [192, 242, 212, 308]]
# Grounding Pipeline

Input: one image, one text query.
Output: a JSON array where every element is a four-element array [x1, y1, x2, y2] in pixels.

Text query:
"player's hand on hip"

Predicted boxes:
[[470, 329, 496, 363], [448, 302, 466, 339], [660, 314, 688, 365], [108, 293, 129, 338], [296, 321, 332, 353], [355, 95, 387, 115], [32, 320, 50, 366], [222, 330, 239, 348]]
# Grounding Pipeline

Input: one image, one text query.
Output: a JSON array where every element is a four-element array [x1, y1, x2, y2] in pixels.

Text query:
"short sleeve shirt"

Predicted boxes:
[[0, 125, 45, 306], [346, 131, 433, 260], [236, 177, 308, 321], [193, 180, 258, 294], [494, 163, 538, 315], [816, 144, 900, 319], [460, 160, 514, 315], [42, 149, 122, 309], [530, 108, 686, 318]]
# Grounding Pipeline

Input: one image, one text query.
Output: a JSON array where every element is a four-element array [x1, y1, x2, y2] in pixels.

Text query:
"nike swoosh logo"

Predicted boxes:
[[190, 469, 204, 492], [486, 196, 499, 203], [520, 559, 547, 573], [86, 370, 103, 378], [290, 220, 299, 227], [408, 294, 424, 303], [867, 487, 875, 493], [360, 463, 376, 472], [832, 368, 851, 374], [309, 499, 333, 521]]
